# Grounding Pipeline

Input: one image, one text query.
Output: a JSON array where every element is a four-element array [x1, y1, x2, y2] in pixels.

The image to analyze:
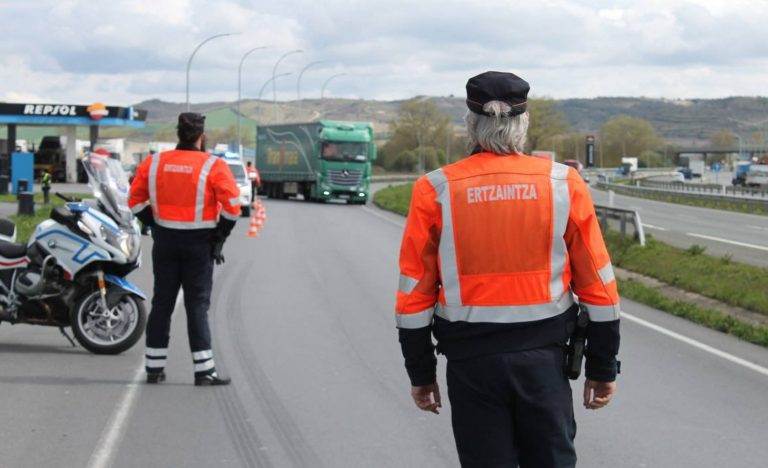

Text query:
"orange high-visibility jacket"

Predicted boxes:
[[247, 166, 261, 187], [396, 152, 620, 329], [129, 150, 241, 229]]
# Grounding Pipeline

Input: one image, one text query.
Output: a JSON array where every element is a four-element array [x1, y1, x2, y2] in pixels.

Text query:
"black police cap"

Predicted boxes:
[[466, 71, 530, 117], [177, 112, 206, 133]]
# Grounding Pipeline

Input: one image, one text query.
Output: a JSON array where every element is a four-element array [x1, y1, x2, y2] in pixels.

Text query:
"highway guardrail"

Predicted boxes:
[[594, 204, 646, 246], [598, 182, 768, 211], [371, 174, 419, 183], [637, 180, 768, 199]]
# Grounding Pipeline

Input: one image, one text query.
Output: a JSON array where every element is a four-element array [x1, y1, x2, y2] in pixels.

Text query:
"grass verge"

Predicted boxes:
[[5, 193, 92, 242], [605, 231, 768, 317], [373, 183, 413, 217], [619, 278, 768, 347]]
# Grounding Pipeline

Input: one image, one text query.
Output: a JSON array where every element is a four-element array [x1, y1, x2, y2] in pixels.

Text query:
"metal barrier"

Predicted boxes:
[[370, 174, 419, 183], [639, 180, 768, 199], [725, 185, 768, 198], [594, 204, 645, 246], [598, 182, 768, 211]]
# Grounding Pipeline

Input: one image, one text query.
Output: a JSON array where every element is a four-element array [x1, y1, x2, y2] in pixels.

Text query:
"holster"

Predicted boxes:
[[565, 304, 589, 380]]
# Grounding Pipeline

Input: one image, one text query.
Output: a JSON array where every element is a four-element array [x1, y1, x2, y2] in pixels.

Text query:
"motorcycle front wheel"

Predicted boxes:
[[70, 288, 147, 355]]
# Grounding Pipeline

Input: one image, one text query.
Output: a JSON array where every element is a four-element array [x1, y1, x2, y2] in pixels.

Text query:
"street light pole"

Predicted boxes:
[[321, 73, 348, 99], [259, 73, 292, 124], [272, 50, 303, 122], [296, 61, 326, 115], [237, 46, 270, 156], [186, 32, 235, 111]]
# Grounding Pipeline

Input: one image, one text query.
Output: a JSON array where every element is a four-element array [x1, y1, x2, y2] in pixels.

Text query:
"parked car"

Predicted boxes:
[[676, 167, 693, 180], [215, 151, 253, 216], [563, 159, 590, 183]]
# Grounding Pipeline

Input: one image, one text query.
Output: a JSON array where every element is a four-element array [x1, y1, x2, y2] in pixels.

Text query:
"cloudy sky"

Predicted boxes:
[[1, 0, 766, 106]]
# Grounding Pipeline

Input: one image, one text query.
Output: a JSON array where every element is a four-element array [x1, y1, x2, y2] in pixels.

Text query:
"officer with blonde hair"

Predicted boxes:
[[395, 71, 620, 467]]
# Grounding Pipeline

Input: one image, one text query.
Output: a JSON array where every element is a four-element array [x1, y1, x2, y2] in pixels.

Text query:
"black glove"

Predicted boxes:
[[211, 238, 225, 265]]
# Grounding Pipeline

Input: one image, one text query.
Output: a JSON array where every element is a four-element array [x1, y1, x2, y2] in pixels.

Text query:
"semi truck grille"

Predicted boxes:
[[327, 169, 363, 186]]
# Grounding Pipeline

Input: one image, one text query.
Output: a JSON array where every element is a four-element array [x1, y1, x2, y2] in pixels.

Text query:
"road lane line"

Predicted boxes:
[[686, 232, 768, 252], [87, 291, 183, 468], [642, 223, 667, 231], [362, 206, 406, 228], [623, 312, 768, 378], [86, 365, 144, 468]]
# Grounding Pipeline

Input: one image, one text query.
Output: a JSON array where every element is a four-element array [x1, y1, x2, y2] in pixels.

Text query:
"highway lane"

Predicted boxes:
[[589, 186, 768, 267], [1, 197, 768, 467]]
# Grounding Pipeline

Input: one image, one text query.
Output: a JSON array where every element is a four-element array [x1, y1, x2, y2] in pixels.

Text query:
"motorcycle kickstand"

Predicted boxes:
[[59, 327, 77, 348]]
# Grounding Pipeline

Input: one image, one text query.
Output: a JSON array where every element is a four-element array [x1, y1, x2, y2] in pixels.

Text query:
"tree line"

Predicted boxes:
[[376, 98, 761, 172]]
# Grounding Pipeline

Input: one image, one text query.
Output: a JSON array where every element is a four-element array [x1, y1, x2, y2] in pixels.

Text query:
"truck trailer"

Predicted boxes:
[[255, 121, 376, 204]]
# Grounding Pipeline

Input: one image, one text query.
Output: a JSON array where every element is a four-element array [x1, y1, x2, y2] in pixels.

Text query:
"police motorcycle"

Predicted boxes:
[[0, 152, 147, 354]]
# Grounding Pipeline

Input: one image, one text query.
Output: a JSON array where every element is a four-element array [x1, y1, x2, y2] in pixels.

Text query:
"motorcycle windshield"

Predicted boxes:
[[81, 152, 134, 229]]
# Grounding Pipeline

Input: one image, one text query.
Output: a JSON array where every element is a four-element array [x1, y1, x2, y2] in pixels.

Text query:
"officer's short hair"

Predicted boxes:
[[177, 112, 205, 145]]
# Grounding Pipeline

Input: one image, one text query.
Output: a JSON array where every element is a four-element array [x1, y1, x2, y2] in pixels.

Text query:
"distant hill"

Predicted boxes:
[[132, 96, 768, 146]]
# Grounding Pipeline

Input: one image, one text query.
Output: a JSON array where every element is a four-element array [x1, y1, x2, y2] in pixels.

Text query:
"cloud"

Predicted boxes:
[[0, 0, 767, 104]]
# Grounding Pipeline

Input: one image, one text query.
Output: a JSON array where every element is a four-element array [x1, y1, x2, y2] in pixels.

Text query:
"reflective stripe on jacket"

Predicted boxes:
[[128, 150, 241, 229], [396, 152, 620, 329]]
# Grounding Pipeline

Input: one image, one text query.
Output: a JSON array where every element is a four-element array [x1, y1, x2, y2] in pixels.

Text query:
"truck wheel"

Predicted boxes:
[[302, 184, 313, 201]]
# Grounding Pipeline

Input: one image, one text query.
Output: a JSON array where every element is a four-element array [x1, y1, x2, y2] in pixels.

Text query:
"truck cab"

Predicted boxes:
[[35, 136, 66, 181], [745, 165, 768, 188]]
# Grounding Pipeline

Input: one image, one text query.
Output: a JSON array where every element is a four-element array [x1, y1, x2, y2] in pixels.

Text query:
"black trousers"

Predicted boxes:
[[145, 227, 216, 376], [447, 346, 577, 468]]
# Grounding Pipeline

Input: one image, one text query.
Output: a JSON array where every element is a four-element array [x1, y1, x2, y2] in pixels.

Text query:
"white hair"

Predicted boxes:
[[465, 100, 529, 155]]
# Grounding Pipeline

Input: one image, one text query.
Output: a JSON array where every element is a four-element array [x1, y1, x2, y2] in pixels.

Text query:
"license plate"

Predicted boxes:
[[338, 194, 350, 199]]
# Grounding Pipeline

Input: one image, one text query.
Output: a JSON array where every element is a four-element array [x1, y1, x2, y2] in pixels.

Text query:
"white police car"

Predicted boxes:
[[215, 151, 252, 217]]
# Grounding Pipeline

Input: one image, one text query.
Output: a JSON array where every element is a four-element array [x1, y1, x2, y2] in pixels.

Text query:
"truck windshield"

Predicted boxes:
[[321, 141, 369, 162]]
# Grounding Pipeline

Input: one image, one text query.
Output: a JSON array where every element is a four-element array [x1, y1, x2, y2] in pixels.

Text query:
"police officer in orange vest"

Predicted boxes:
[[129, 113, 241, 386], [395, 71, 620, 467]]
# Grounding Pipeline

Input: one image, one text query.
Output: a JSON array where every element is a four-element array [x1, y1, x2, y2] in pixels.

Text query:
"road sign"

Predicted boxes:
[[712, 162, 721, 172], [586, 135, 595, 168]]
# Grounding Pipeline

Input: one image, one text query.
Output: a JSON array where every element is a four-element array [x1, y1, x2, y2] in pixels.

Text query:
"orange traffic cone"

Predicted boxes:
[[247, 212, 260, 238]]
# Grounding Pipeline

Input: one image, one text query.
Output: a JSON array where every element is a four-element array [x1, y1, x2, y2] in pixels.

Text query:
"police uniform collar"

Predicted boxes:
[[175, 143, 202, 151]]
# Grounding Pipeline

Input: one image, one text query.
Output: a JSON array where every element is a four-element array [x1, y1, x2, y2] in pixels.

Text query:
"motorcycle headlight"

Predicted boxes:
[[119, 235, 131, 257]]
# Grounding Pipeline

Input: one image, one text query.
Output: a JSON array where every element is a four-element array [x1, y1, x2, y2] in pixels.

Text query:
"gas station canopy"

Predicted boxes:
[[0, 102, 147, 127], [0, 101, 147, 182]]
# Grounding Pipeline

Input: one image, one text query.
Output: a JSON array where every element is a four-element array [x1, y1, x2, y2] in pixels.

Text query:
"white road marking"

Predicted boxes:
[[747, 224, 768, 232], [686, 232, 768, 252], [362, 206, 406, 228], [642, 223, 667, 231], [87, 292, 183, 468], [623, 312, 768, 378], [86, 365, 144, 468]]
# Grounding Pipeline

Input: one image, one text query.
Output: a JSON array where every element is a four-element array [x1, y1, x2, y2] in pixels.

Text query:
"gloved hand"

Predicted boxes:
[[211, 238, 225, 265]]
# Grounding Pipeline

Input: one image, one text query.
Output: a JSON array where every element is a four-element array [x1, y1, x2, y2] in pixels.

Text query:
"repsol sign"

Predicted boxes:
[[0, 102, 148, 122], [23, 104, 77, 116]]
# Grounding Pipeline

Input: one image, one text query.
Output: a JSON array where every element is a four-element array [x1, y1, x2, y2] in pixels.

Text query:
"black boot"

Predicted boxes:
[[146, 372, 166, 384], [194, 373, 231, 386]]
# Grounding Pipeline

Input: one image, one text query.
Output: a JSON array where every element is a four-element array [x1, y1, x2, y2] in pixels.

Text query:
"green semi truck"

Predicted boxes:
[[255, 120, 376, 204]]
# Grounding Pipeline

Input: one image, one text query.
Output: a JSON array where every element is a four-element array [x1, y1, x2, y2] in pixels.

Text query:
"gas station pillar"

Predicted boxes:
[[65, 126, 77, 182]]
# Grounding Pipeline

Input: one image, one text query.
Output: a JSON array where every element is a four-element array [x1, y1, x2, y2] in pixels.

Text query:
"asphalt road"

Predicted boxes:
[[1, 197, 768, 467], [589, 186, 768, 267]]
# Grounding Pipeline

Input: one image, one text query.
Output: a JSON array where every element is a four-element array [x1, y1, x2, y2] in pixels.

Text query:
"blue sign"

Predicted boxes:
[[11, 152, 34, 194], [712, 162, 722, 173]]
